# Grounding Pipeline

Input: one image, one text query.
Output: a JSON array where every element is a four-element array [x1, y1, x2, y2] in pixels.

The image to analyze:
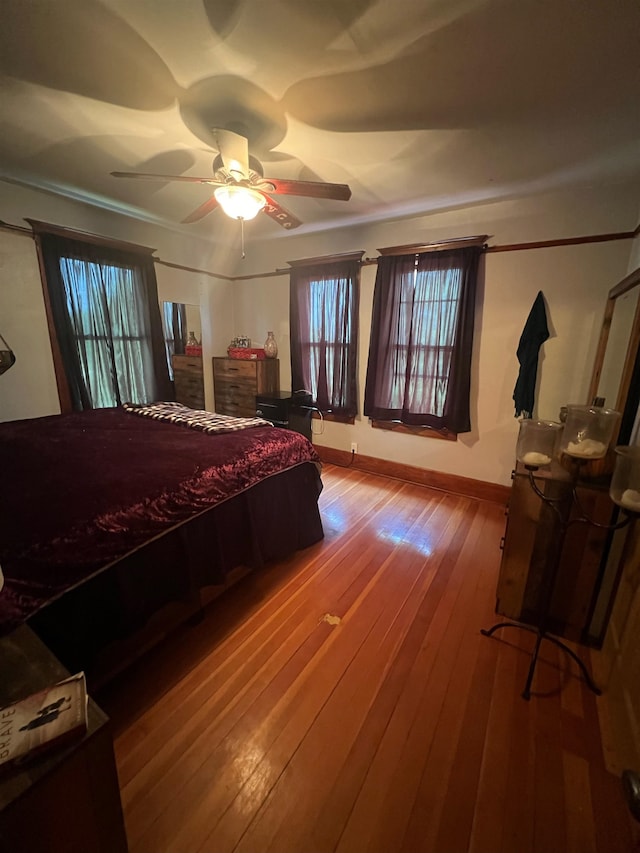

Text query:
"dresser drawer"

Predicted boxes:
[[213, 359, 258, 382], [214, 376, 256, 415], [174, 377, 205, 409], [172, 354, 204, 409], [215, 398, 255, 417], [174, 354, 205, 374], [214, 388, 257, 417]]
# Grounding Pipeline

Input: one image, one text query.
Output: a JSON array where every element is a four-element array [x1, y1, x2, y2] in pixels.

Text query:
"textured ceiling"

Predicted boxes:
[[1, 0, 639, 240]]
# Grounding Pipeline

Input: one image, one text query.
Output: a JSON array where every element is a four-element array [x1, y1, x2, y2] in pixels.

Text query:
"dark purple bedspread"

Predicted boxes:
[[0, 407, 321, 632]]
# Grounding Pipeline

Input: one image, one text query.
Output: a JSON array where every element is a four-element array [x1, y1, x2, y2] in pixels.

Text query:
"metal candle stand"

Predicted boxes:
[[485, 403, 640, 699], [482, 455, 636, 700]]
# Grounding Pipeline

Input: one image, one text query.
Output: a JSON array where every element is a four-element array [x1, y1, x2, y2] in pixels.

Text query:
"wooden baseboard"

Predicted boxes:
[[314, 445, 510, 505]]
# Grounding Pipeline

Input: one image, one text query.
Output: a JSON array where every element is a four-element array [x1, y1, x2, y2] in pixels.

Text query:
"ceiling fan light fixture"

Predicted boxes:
[[214, 185, 266, 221]]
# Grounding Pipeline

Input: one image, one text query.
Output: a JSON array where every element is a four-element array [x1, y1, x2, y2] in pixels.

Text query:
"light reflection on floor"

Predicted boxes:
[[376, 524, 433, 557], [320, 491, 435, 555], [320, 506, 349, 535]]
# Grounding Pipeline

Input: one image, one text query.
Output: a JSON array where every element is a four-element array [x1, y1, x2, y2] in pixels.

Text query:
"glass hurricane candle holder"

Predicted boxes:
[[559, 405, 620, 460], [609, 446, 640, 512], [516, 419, 563, 468]]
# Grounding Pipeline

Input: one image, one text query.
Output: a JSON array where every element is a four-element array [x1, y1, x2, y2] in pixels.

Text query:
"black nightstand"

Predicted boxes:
[[256, 391, 314, 441], [0, 626, 128, 853]]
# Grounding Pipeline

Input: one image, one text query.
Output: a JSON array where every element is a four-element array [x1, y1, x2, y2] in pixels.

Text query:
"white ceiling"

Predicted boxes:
[[1, 0, 639, 241]]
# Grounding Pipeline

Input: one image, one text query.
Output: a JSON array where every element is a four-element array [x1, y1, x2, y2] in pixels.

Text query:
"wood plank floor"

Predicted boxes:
[[97, 464, 639, 853]]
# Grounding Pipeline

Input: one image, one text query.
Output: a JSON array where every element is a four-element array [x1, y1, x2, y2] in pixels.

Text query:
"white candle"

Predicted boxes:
[[521, 451, 551, 466], [619, 489, 640, 512], [565, 439, 607, 458]]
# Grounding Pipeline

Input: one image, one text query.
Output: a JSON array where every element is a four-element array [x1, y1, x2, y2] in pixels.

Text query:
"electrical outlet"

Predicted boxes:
[[350, 442, 358, 454]]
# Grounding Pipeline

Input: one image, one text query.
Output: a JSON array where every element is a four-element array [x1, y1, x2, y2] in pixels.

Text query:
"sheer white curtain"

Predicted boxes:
[[364, 246, 481, 433], [60, 257, 159, 407], [290, 258, 360, 419]]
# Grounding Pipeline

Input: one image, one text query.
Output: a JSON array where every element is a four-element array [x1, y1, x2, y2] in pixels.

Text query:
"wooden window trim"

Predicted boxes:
[[26, 219, 156, 256], [376, 236, 488, 257], [370, 419, 458, 441]]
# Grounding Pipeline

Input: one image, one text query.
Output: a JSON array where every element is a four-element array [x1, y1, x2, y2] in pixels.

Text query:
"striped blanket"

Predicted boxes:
[[123, 401, 273, 434]]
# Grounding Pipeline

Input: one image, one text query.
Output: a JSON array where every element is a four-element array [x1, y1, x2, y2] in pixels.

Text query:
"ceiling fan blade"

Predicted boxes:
[[261, 195, 302, 230], [111, 170, 221, 184], [213, 128, 250, 181], [181, 194, 220, 224], [260, 177, 351, 201]]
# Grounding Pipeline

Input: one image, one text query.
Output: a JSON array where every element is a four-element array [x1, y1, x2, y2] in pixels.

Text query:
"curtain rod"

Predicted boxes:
[[154, 258, 235, 282]]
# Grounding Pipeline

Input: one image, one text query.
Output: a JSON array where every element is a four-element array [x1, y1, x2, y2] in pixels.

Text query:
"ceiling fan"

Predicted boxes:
[[111, 128, 351, 230]]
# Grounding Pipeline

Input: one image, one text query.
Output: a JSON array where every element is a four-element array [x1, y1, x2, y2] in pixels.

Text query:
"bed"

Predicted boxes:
[[0, 404, 323, 684]]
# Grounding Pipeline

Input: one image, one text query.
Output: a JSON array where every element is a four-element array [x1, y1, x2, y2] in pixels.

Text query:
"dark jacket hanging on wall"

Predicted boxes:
[[513, 290, 549, 418]]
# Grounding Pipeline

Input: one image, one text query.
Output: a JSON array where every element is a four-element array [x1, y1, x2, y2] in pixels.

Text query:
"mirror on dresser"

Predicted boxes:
[[161, 302, 201, 373], [585, 266, 640, 644], [162, 301, 204, 409]]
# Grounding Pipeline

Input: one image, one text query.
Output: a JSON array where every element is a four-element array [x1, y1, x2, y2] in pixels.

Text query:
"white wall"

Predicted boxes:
[[230, 184, 639, 486], [0, 229, 60, 421]]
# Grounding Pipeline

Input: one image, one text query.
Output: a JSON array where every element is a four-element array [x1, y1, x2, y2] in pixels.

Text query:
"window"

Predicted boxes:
[[289, 253, 362, 421], [364, 243, 482, 435], [36, 227, 172, 411]]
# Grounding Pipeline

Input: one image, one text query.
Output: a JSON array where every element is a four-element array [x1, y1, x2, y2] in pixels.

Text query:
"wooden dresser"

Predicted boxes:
[[495, 460, 613, 643], [172, 354, 204, 409], [213, 357, 279, 417]]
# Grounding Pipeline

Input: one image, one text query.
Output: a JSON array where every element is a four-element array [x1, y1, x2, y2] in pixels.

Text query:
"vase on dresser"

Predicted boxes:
[[264, 331, 278, 359]]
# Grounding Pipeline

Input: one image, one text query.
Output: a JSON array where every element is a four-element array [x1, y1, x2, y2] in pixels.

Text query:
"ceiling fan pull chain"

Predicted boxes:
[[240, 217, 246, 259]]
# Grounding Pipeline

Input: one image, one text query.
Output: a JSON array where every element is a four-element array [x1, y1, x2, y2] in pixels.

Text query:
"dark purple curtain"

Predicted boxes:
[[290, 259, 360, 419], [364, 246, 481, 433], [39, 233, 172, 410]]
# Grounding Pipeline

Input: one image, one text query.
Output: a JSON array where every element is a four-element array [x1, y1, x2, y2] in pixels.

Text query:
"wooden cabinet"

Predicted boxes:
[[172, 354, 204, 410], [213, 357, 279, 417], [496, 461, 613, 643], [0, 626, 128, 853]]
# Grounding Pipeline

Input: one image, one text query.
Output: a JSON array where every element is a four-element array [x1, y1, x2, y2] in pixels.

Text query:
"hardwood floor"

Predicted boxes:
[[97, 464, 639, 853]]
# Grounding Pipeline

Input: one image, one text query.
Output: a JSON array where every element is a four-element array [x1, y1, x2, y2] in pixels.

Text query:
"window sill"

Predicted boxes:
[[370, 419, 457, 441], [312, 411, 356, 425]]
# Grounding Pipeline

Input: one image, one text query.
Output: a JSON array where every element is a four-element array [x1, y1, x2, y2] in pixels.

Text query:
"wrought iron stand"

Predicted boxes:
[[482, 459, 634, 700]]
